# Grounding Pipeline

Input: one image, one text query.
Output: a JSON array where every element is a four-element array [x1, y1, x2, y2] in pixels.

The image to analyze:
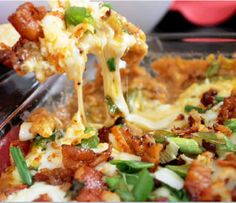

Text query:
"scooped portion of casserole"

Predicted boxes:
[[1, 0, 236, 202]]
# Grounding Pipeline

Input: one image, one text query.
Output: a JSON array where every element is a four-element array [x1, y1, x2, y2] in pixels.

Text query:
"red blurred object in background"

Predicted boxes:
[[0, 127, 30, 174], [171, 1, 236, 26]]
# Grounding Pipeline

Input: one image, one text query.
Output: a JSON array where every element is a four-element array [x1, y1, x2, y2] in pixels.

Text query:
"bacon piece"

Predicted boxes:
[[213, 123, 232, 136], [75, 188, 103, 202], [175, 114, 185, 121], [62, 145, 96, 170], [202, 140, 216, 153], [33, 194, 52, 202], [141, 144, 162, 169], [8, 2, 46, 41], [173, 110, 204, 136], [111, 126, 132, 153], [184, 153, 213, 201], [34, 168, 74, 185], [62, 145, 111, 170], [201, 89, 217, 107], [74, 165, 106, 202], [217, 153, 236, 168], [0, 48, 14, 68], [0, 38, 31, 70], [90, 147, 112, 167], [218, 94, 236, 124], [98, 127, 110, 143], [110, 126, 162, 168], [127, 133, 162, 167]]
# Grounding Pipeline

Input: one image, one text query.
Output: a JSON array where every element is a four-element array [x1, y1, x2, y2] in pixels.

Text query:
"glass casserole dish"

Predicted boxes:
[[0, 34, 236, 201]]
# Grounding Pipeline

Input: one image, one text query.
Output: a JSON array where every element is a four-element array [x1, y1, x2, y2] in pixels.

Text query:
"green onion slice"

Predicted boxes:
[[65, 6, 93, 26], [107, 58, 116, 72], [215, 96, 225, 103], [224, 119, 236, 133], [169, 137, 203, 154], [184, 105, 204, 113], [206, 62, 220, 78], [10, 146, 32, 186], [110, 160, 154, 173], [133, 169, 154, 201]]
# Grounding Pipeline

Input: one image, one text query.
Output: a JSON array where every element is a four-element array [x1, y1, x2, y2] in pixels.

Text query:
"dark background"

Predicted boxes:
[[154, 11, 236, 33]]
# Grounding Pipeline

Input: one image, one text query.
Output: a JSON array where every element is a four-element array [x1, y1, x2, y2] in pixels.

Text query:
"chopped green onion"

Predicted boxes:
[[196, 132, 225, 145], [10, 146, 32, 186], [168, 187, 189, 202], [80, 135, 99, 149], [206, 62, 220, 78], [106, 175, 135, 201], [168, 188, 189, 202], [184, 105, 204, 113], [160, 141, 179, 164], [169, 137, 203, 154], [123, 173, 139, 186], [133, 169, 154, 201], [214, 136, 236, 157], [153, 130, 175, 143], [84, 127, 95, 134], [215, 96, 225, 103], [105, 96, 120, 114], [110, 160, 154, 173], [154, 168, 184, 190], [102, 2, 112, 9], [79, 127, 99, 149], [33, 134, 56, 150], [224, 119, 236, 133], [107, 58, 116, 72], [116, 189, 135, 202], [224, 136, 236, 152], [106, 176, 121, 190], [166, 164, 190, 178], [65, 6, 93, 26], [152, 186, 189, 202], [81, 137, 99, 149], [106, 170, 153, 201]]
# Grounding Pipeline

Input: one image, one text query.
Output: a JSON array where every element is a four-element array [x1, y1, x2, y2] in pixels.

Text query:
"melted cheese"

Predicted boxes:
[[19, 122, 34, 141], [6, 0, 236, 134], [6, 182, 68, 202], [130, 78, 236, 130], [26, 142, 62, 170], [20, 72, 236, 181], [16, 0, 148, 132]]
